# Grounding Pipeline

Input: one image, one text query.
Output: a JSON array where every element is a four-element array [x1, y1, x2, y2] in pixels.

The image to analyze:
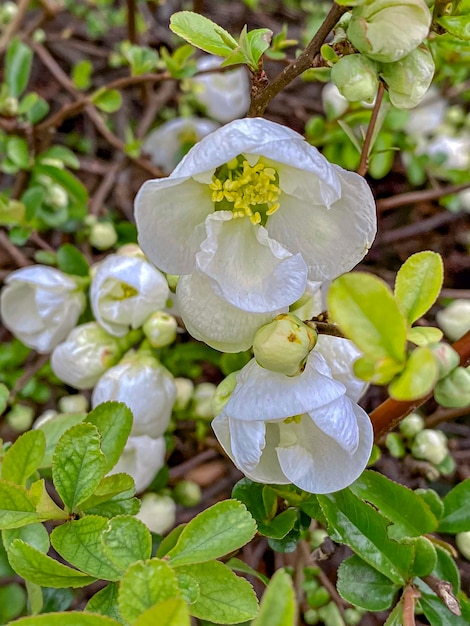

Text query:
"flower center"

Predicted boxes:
[[106, 280, 138, 301], [283, 414, 303, 425], [209, 155, 281, 226]]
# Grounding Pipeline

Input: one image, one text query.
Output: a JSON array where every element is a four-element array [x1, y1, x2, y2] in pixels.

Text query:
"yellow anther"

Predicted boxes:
[[266, 203, 280, 216], [284, 414, 303, 425]]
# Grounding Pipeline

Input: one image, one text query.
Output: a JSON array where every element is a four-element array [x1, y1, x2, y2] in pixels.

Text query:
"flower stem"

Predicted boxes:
[[357, 82, 385, 177]]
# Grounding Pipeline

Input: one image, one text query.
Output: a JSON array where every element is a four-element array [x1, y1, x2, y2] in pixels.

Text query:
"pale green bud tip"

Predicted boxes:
[[7, 404, 34, 432], [193, 382, 217, 420], [399, 412, 425, 438], [434, 367, 470, 409], [436, 299, 470, 342], [429, 343, 460, 380], [47, 184, 68, 209], [412, 429, 448, 465], [0, 96, 18, 116], [136, 493, 176, 535], [173, 480, 202, 507], [143, 311, 177, 348], [58, 394, 89, 414], [212, 372, 238, 416], [253, 313, 317, 377], [385, 432, 405, 458], [89, 222, 118, 251], [331, 55, 378, 104], [456, 532, 470, 560], [173, 377, 194, 411]]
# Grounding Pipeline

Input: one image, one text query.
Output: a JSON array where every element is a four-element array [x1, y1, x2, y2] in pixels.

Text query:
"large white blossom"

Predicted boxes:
[[0, 265, 86, 353], [91, 352, 176, 439], [90, 254, 169, 337], [212, 336, 373, 494], [136, 118, 377, 340], [111, 435, 166, 493]]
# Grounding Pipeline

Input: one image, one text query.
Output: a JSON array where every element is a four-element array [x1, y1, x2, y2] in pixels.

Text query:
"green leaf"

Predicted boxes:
[[52, 423, 107, 512], [318, 489, 413, 584], [439, 477, 470, 533], [3, 523, 50, 554], [34, 164, 88, 205], [38, 146, 80, 170], [118, 558, 181, 624], [170, 11, 237, 57], [80, 473, 136, 510], [437, 15, 470, 40], [36, 412, 86, 467], [175, 561, 258, 623], [156, 524, 186, 558], [350, 470, 438, 539], [6, 38, 33, 98], [72, 59, 93, 90], [102, 515, 152, 571], [12, 613, 123, 625], [1, 430, 45, 486], [7, 539, 96, 588], [394, 251, 444, 324], [252, 568, 296, 626], [407, 326, 443, 346], [133, 598, 190, 626], [328, 273, 407, 363], [86, 583, 123, 622], [258, 509, 298, 539], [6, 136, 30, 169], [232, 478, 275, 523], [0, 382, 9, 414], [29, 479, 69, 522], [0, 481, 39, 530], [85, 402, 133, 472], [0, 582, 26, 623], [416, 488, 444, 520], [222, 26, 272, 70], [388, 346, 438, 400], [56, 243, 90, 277], [226, 557, 270, 585], [91, 89, 123, 113], [51, 517, 123, 581], [409, 536, 437, 578], [418, 587, 468, 626], [337, 555, 399, 611], [167, 499, 257, 566]]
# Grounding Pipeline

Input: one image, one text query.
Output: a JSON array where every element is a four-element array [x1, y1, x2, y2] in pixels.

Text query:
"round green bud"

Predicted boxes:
[[436, 453, 456, 477], [47, 184, 68, 209], [143, 311, 177, 348], [399, 412, 425, 438], [0, 96, 18, 116], [429, 343, 460, 380], [173, 480, 202, 507], [412, 429, 448, 465], [385, 432, 405, 458], [434, 366, 470, 408], [436, 300, 470, 342], [307, 587, 330, 609], [89, 222, 118, 251], [304, 609, 320, 625], [331, 55, 379, 104], [253, 313, 317, 377], [310, 529, 328, 549], [0, 2, 18, 24], [344, 608, 363, 626], [456, 531, 470, 560], [58, 394, 89, 414], [380, 46, 435, 109], [192, 382, 217, 420], [173, 377, 194, 411], [7, 404, 34, 432], [212, 372, 238, 416]]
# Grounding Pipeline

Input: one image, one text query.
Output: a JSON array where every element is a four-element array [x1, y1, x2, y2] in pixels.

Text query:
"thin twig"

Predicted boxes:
[[0, 230, 32, 268], [126, 0, 137, 44], [377, 181, 470, 212], [0, 0, 30, 53], [357, 82, 385, 177], [377, 210, 468, 245]]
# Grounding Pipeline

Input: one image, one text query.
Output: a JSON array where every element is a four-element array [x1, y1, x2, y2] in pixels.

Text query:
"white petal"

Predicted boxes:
[[228, 417, 266, 472], [196, 214, 307, 312], [3, 265, 79, 291], [315, 335, 367, 401], [276, 403, 373, 493], [307, 395, 360, 454], [267, 167, 377, 281], [110, 435, 166, 493], [177, 272, 281, 352], [225, 356, 346, 422], [135, 176, 212, 274]]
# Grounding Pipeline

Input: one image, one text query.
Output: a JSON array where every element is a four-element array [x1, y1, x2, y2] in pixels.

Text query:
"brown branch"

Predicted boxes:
[[370, 330, 470, 441], [247, 2, 348, 117], [377, 210, 468, 245], [357, 82, 385, 177], [126, 0, 137, 44], [0, 230, 32, 268], [377, 181, 470, 212]]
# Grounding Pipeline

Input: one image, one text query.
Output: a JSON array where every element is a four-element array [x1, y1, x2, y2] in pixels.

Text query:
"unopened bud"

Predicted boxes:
[[173, 480, 202, 507], [253, 313, 317, 377], [192, 382, 217, 420], [385, 432, 405, 458], [331, 55, 379, 104], [429, 342, 460, 379], [136, 493, 176, 535], [436, 300, 470, 342], [116, 243, 146, 259], [7, 404, 34, 432], [89, 222, 118, 251], [434, 366, 470, 408], [380, 46, 435, 109], [0, 96, 18, 116], [212, 372, 238, 416], [399, 412, 425, 438], [47, 184, 68, 209], [456, 531, 470, 560], [58, 394, 89, 414], [412, 429, 448, 465], [143, 311, 177, 348], [173, 377, 194, 411]]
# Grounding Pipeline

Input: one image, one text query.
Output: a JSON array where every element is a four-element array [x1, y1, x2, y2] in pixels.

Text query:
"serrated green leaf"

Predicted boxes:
[[167, 499, 257, 566], [134, 598, 190, 626], [416, 488, 444, 520], [318, 489, 413, 584], [3, 523, 50, 554], [52, 423, 107, 512], [252, 568, 296, 626], [389, 346, 438, 400], [176, 561, 258, 624], [232, 478, 274, 523], [170, 11, 237, 57], [6, 38, 33, 98], [407, 326, 443, 346], [395, 252, 444, 324], [439, 477, 470, 533], [337, 555, 399, 611], [328, 273, 407, 363], [437, 15, 470, 39], [410, 536, 437, 578], [156, 524, 186, 558], [86, 583, 123, 623], [56, 243, 90, 277], [79, 473, 135, 510], [350, 470, 438, 539], [36, 412, 86, 467], [34, 164, 88, 205], [118, 558, 181, 624], [7, 539, 96, 588], [226, 557, 270, 585], [12, 613, 122, 625], [258, 509, 298, 539], [51, 517, 123, 581], [85, 402, 133, 472], [0, 481, 39, 530], [102, 515, 151, 571], [222, 26, 272, 70], [1, 430, 45, 486], [91, 89, 122, 113], [29, 479, 69, 521]]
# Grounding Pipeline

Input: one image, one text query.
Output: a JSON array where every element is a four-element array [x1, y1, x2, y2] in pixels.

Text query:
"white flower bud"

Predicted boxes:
[[212, 372, 238, 416], [253, 313, 317, 377], [0, 265, 86, 353], [0, 96, 18, 116], [456, 532, 470, 561], [0, 1, 18, 24], [7, 404, 34, 432], [92, 352, 176, 438], [47, 184, 68, 209], [111, 435, 166, 493], [89, 222, 118, 251], [173, 377, 194, 411], [331, 55, 379, 104], [436, 300, 470, 342], [173, 480, 202, 507], [58, 394, 89, 414], [136, 493, 176, 535], [143, 311, 177, 348], [399, 412, 425, 438], [434, 367, 470, 409], [380, 46, 435, 109], [192, 382, 217, 420], [116, 244, 146, 260], [404, 86, 447, 137], [412, 429, 448, 465], [322, 82, 349, 118], [51, 322, 123, 390]]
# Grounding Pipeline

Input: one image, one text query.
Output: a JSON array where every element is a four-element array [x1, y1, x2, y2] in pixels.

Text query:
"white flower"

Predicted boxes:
[[436, 300, 470, 341], [92, 352, 176, 438], [136, 118, 377, 337], [425, 132, 470, 171], [190, 56, 250, 123], [136, 493, 176, 535], [212, 336, 373, 494], [143, 117, 220, 173], [0, 265, 86, 353], [404, 86, 447, 137], [51, 322, 122, 390], [90, 254, 169, 337], [111, 435, 166, 493]]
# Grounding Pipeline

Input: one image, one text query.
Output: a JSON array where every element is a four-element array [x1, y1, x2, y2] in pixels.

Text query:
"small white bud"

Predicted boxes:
[[116, 244, 146, 259], [173, 480, 202, 507], [47, 184, 68, 209], [89, 222, 118, 251], [412, 429, 448, 465], [136, 493, 176, 535], [0, 96, 18, 116], [143, 311, 177, 348], [456, 532, 470, 560], [7, 404, 34, 432], [173, 377, 194, 411], [399, 412, 425, 438], [192, 382, 217, 420], [436, 300, 470, 342], [58, 394, 89, 414]]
